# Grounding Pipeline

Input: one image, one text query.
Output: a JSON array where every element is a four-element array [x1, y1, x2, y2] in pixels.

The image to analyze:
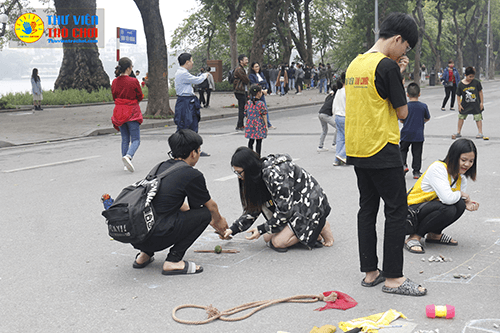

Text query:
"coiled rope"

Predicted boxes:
[[172, 292, 337, 325]]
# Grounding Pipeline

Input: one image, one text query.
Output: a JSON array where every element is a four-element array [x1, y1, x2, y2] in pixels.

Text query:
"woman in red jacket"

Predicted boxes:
[[111, 57, 143, 172]]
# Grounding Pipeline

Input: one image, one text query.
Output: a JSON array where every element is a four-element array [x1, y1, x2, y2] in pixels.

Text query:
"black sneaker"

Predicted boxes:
[[413, 172, 422, 179]]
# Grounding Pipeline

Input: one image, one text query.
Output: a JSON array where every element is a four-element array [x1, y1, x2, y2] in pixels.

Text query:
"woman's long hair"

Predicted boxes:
[[31, 68, 40, 82], [114, 57, 133, 77], [249, 62, 260, 75], [442, 138, 477, 180], [231, 147, 270, 212]]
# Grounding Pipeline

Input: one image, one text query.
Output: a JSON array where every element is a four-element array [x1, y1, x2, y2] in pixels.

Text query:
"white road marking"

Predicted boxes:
[[210, 132, 239, 138], [3, 155, 101, 173], [434, 113, 455, 119], [215, 174, 237, 181]]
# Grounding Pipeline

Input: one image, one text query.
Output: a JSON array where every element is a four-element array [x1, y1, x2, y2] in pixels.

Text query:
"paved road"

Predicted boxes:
[[0, 83, 499, 333]]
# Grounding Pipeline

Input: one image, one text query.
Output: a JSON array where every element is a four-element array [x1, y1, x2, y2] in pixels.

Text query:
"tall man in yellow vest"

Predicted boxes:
[[345, 12, 427, 296]]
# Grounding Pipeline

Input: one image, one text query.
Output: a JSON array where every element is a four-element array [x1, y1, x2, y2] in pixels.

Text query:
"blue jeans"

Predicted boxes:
[[319, 78, 327, 93], [289, 78, 295, 90], [280, 81, 285, 95], [120, 121, 141, 158], [270, 80, 277, 94], [259, 95, 272, 127], [335, 115, 346, 161]]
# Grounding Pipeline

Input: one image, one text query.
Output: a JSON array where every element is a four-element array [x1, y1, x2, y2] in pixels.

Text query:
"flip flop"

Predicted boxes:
[[361, 270, 386, 287], [267, 240, 288, 252], [133, 253, 154, 269], [162, 260, 203, 275], [405, 239, 425, 254], [425, 233, 458, 246], [382, 278, 427, 296]]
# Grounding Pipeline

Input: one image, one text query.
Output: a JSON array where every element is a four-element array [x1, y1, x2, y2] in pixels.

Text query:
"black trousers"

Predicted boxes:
[[413, 200, 466, 237], [133, 206, 211, 263], [234, 92, 247, 128], [199, 89, 212, 107], [442, 85, 456, 108], [354, 166, 407, 278], [400, 141, 423, 173], [248, 138, 262, 156]]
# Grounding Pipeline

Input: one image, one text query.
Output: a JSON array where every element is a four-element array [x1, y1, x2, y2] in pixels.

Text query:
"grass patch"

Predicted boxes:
[[215, 81, 233, 91], [0, 87, 114, 108], [0, 84, 174, 109]]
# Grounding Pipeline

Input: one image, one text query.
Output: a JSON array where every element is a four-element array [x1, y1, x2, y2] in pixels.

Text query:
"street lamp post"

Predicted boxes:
[[374, 0, 379, 41], [485, 0, 491, 80]]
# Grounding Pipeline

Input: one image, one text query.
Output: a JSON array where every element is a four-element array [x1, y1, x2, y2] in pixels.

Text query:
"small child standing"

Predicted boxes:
[[452, 66, 485, 139], [245, 84, 268, 156], [399, 83, 430, 179]]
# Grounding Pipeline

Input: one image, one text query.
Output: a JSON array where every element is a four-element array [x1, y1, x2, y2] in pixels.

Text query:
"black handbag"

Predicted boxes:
[[405, 203, 428, 235]]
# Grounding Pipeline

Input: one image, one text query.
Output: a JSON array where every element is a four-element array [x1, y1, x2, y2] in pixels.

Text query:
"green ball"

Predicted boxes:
[[214, 245, 222, 254]]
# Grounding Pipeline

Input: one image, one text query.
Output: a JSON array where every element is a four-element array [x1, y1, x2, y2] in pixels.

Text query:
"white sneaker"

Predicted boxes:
[[122, 155, 135, 172], [317, 147, 329, 152]]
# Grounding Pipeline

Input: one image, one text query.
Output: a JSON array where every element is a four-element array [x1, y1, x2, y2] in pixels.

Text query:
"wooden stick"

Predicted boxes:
[[194, 250, 240, 254]]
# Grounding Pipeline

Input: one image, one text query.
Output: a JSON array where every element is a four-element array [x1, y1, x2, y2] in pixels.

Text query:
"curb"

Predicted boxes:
[[84, 101, 324, 137], [0, 101, 323, 148]]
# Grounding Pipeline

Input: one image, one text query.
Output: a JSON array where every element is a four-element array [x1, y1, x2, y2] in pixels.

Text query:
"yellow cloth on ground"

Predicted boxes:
[[338, 309, 406, 332], [310, 324, 337, 333]]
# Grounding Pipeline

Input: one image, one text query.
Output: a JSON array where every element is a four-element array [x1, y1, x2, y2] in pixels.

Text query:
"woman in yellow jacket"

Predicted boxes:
[[405, 138, 479, 253]]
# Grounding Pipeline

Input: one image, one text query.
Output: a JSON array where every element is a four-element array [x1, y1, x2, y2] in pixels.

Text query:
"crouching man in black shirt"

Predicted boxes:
[[133, 129, 228, 275]]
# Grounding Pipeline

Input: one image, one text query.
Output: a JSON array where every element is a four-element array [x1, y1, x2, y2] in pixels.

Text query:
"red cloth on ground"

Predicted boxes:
[[315, 291, 358, 311], [111, 75, 144, 130]]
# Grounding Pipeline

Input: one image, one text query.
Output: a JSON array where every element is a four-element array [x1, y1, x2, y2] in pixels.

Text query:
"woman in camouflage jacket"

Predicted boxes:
[[224, 147, 334, 251]]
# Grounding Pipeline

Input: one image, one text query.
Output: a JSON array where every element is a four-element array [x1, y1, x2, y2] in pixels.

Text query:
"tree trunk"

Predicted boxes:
[[53, 0, 109, 92], [281, 0, 293, 64], [412, 0, 425, 84], [249, 0, 281, 65], [227, 1, 244, 68], [304, 0, 313, 65], [290, 0, 311, 65], [488, 29, 495, 79], [134, 0, 172, 116]]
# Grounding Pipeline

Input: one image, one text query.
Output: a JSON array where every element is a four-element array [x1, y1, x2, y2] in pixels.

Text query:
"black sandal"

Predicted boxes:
[[267, 240, 288, 252], [133, 253, 154, 269]]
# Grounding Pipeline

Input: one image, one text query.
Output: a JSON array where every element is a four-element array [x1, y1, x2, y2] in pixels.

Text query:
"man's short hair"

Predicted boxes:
[[407, 82, 420, 97], [448, 59, 454, 64], [465, 66, 475, 76], [178, 53, 192, 66], [168, 129, 203, 159], [379, 12, 419, 49], [238, 54, 247, 63]]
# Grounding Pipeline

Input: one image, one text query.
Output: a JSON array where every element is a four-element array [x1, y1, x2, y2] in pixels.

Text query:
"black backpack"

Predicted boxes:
[[102, 161, 188, 244], [197, 77, 209, 90], [228, 67, 236, 84]]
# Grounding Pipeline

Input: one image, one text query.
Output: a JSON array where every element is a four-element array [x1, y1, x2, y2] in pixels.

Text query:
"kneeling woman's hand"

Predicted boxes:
[[466, 201, 479, 211], [246, 228, 261, 240]]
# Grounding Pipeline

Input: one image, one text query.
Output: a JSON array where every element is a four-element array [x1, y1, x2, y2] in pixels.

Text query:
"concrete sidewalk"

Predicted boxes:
[[0, 88, 328, 147]]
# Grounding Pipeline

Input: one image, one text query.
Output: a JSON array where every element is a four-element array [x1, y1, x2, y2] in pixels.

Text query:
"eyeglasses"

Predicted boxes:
[[405, 45, 412, 54], [232, 168, 244, 178]]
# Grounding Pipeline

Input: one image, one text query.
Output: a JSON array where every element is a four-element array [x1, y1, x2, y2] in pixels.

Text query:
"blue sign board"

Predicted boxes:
[[119, 28, 136, 44]]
